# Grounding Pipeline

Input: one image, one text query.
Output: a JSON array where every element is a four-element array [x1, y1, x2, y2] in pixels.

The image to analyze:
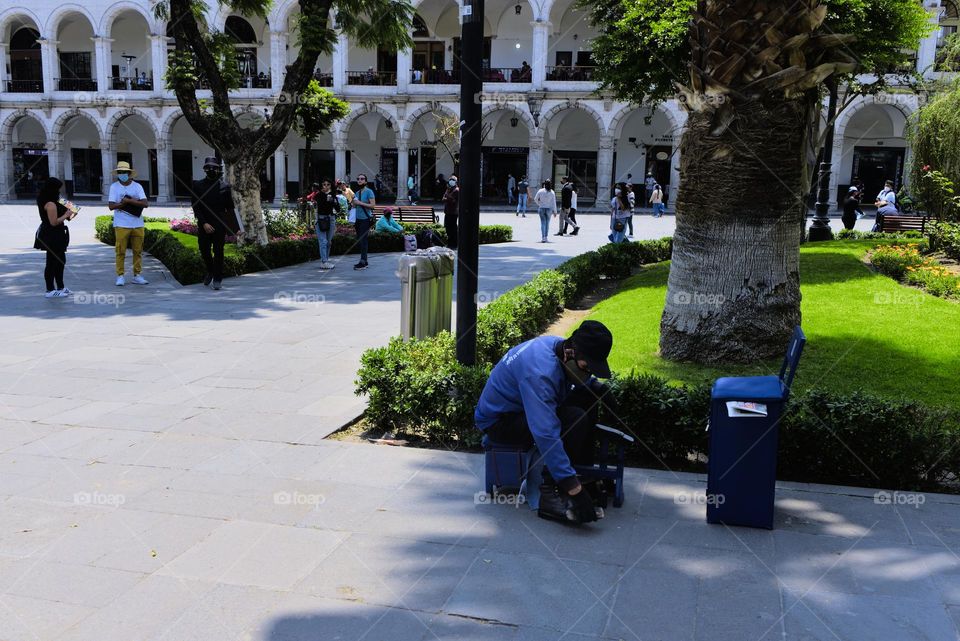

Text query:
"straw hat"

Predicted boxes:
[[112, 160, 137, 178]]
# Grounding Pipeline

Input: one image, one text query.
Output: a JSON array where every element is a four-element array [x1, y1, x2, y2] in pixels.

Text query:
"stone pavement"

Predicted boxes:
[[2, 204, 956, 640]]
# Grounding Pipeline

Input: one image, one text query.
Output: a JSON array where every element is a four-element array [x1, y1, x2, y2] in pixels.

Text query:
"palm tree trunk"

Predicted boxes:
[[660, 99, 804, 363], [227, 160, 268, 245]]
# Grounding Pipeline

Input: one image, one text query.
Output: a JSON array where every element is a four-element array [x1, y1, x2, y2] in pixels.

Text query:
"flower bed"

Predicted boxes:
[[871, 243, 960, 300]]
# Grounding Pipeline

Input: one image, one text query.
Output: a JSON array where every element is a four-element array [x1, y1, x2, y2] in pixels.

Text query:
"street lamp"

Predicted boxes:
[[809, 80, 838, 242]]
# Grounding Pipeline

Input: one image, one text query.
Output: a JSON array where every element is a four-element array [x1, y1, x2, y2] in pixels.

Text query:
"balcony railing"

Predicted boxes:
[[545, 66, 596, 81], [313, 72, 333, 87], [6, 79, 43, 93], [480, 67, 531, 83], [410, 68, 460, 84], [240, 74, 272, 88], [110, 76, 153, 91], [56, 77, 97, 91], [347, 70, 396, 86]]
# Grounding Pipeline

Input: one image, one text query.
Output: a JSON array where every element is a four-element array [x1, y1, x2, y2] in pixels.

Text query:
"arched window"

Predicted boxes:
[[937, 0, 960, 70], [9, 28, 42, 90], [225, 16, 259, 83], [412, 14, 429, 38], [10, 27, 40, 50], [225, 16, 257, 44]]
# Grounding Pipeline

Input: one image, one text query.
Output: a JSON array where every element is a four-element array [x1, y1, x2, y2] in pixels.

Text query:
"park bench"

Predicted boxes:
[[878, 213, 930, 234], [372, 205, 438, 225]]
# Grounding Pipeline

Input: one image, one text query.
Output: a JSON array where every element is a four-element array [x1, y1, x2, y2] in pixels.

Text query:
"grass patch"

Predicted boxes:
[[584, 239, 960, 411], [144, 222, 241, 257]]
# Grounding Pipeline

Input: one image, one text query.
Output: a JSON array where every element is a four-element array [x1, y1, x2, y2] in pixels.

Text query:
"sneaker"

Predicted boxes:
[[131, 274, 149, 285], [44, 290, 60, 298], [211, 280, 222, 290], [116, 275, 125, 286], [60, 287, 72, 296], [537, 484, 576, 523], [353, 262, 368, 270], [323, 262, 336, 270], [554, 232, 565, 236], [522, 213, 526, 218], [203, 273, 213, 286]]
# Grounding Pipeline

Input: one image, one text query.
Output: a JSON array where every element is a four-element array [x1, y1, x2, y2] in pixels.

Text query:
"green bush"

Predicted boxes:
[[930, 221, 960, 260], [835, 228, 924, 241], [870, 243, 930, 280]]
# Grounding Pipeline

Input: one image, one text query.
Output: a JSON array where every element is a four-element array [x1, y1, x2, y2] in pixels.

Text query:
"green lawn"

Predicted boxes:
[[584, 240, 960, 410], [144, 221, 241, 257]]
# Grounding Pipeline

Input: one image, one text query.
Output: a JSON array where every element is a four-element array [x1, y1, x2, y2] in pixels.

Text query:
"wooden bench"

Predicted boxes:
[[371, 205, 437, 225], [878, 214, 929, 234]]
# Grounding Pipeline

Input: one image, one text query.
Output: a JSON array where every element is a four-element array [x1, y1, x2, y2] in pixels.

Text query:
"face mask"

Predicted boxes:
[[205, 170, 220, 180], [563, 357, 591, 386], [448, 180, 457, 187], [614, 188, 621, 195], [117, 173, 129, 182]]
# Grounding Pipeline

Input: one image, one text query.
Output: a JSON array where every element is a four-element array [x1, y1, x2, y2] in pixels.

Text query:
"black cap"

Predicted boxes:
[[571, 320, 613, 378]]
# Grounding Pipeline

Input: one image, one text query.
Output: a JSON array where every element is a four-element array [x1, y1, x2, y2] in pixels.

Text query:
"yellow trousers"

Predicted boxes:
[[115, 227, 144, 276]]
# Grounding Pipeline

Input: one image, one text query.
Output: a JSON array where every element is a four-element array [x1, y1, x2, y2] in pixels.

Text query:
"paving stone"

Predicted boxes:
[[2, 559, 146, 607], [0, 593, 96, 641]]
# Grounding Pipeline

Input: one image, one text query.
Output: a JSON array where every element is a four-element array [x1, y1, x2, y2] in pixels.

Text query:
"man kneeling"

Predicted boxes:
[[475, 321, 615, 524]]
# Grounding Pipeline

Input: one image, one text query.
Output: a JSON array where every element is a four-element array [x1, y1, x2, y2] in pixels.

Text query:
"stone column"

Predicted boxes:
[[274, 145, 287, 204], [270, 30, 287, 92], [333, 33, 347, 92], [0, 44, 8, 91], [92, 37, 113, 92], [397, 44, 411, 93], [46, 139, 63, 184], [396, 141, 409, 203], [156, 139, 172, 203], [596, 134, 614, 205], [527, 135, 543, 190], [149, 34, 167, 95], [101, 139, 117, 199], [39, 38, 57, 93], [530, 21, 550, 90], [334, 137, 347, 182], [0, 140, 9, 202]]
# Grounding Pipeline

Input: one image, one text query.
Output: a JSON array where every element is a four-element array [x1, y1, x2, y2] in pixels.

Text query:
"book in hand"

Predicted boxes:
[[58, 196, 81, 215], [725, 401, 768, 417]]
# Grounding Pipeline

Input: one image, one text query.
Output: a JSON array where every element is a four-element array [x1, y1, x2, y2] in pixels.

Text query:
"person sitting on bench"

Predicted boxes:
[[475, 321, 616, 524]]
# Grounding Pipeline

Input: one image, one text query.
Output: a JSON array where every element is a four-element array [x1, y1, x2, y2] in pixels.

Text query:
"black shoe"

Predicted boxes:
[[571, 227, 580, 236], [211, 280, 222, 290], [554, 232, 565, 236], [203, 273, 213, 287], [353, 262, 368, 270], [537, 484, 576, 523]]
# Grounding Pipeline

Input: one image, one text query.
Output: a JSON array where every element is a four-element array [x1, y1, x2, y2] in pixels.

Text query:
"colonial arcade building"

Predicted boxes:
[[0, 0, 953, 206]]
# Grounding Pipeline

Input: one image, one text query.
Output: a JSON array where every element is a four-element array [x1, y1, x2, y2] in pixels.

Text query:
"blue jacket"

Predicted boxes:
[[475, 336, 576, 483]]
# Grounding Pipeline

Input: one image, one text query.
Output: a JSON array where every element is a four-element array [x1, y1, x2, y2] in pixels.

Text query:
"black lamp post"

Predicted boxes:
[[809, 80, 838, 242]]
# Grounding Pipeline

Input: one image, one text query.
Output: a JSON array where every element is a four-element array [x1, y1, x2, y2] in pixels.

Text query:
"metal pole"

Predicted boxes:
[[809, 81, 838, 242], [455, 0, 483, 365]]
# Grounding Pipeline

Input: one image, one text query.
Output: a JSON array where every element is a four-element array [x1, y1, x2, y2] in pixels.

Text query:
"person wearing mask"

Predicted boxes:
[[351, 173, 377, 270], [650, 183, 665, 218], [557, 176, 580, 236], [314, 177, 341, 270], [852, 176, 866, 218], [567, 183, 579, 235], [407, 174, 418, 204], [338, 179, 354, 205], [645, 172, 656, 206], [841, 186, 860, 231], [534, 179, 558, 243], [624, 182, 636, 236], [873, 180, 898, 232], [443, 175, 460, 250], [189, 157, 240, 290], [609, 182, 631, 244], [474, 320, 616, 523], [107, 161, 149, 287], [375, 207, 404, 233], [507, 173, 516, 206], [35, 177, 76, 297], [516, 175, 530, 217]]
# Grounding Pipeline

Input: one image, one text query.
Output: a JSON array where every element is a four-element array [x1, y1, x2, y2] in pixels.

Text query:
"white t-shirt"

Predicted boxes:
[[877, 188, 897, 214], [109, 180, 147, 228]]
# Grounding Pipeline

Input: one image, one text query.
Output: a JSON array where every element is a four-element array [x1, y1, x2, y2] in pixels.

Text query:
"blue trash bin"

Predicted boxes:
[[706, 327, 806, 529]]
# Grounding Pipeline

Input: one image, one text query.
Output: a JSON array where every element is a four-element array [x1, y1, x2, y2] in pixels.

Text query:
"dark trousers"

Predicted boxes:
[[198, 226, 226, 280], [44, 248, 66, 291], [562, 209, 578, 233], [445, 214, 458, 249], [355, 218, 372, 263]]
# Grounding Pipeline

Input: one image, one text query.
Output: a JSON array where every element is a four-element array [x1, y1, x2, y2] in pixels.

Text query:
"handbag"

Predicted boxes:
[[613, 220, 625, 233], [317, 215, 331, 232], [33, 224, 43, 250]]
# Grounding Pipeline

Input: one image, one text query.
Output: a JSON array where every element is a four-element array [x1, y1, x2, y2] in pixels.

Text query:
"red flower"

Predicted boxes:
[[922, 165, 931, 172]]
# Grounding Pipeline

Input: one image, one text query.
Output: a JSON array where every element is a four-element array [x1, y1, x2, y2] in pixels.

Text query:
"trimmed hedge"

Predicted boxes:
[[94, 216, 513, 285]]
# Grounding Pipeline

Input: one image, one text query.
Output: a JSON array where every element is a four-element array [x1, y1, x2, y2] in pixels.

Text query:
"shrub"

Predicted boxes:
[[835, 229, 923, 241], [930, 221, 960, 260], [905, 264, 960, 299], [264, 200, 310, 238], [870, 244, 930, 280]]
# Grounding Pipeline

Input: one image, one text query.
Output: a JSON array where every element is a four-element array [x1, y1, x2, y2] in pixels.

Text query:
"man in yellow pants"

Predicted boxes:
[[107, 161, 149, 286]]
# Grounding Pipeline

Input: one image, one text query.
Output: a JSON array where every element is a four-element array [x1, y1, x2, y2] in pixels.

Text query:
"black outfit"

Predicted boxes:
[[443, 187, 459, 250], [189, 177, 238, 282], [560, 183, 578, 233], [37, 199, 69, 291], [842, 196, 860, 230]]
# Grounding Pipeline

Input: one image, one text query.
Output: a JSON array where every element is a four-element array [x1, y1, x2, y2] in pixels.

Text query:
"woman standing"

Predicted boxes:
[[442, 175, 460, 249], [36, 177, 75, 297], [534, 179, 558, 243], [609, 182, 631, 244], [315, 178, 341, 270]]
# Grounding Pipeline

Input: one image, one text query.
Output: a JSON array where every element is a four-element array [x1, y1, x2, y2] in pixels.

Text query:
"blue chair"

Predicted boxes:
[[711, 326, 806, 404]]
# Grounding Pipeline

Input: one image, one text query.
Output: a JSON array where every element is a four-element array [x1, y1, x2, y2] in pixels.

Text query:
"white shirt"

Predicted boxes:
[[534, 188, 557, 213], [109, 180, 147, 228], [650, 188, 663, 204], [570, 190, 577, 210], [877, 188, 897, 213]]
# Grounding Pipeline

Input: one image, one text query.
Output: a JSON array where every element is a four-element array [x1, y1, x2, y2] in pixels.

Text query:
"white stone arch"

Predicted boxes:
[[271, 0, 303, 28], [0, 8, 43, 40], [105, 107, 160, 145], [608, 102, 684, 142], [337, 103, 401, 145], [159, 109, 184, 143], [834, 94, 915, 142], [211, 8, 271, 34], [44, 4, 98, 38], [99, 1, 158, 37], [52, 108, 103, 142], [399, 103, 458, 145], [482, 102, 537, 135], [540, 100, 605, 137], [1, 109, 49, 147]]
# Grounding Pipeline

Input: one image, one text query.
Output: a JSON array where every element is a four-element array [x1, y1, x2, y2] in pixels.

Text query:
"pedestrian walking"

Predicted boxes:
[[645, 172, 656, 206], [35, 177, 75, 298], [516, 175, 529, 217], [407, 174, 418, 204], [107, 160, 149, 287], [534, 179, 558, 243], [557, 176, 580, 236], [351, 173, 376, 270], [841, 186, 860, 231], [507, 173, 516, 206], [625, 182, 636, 236], [650, 183, 665, 218], [314, 177, 341, 269], [443, 175, 460, 250], [568, 184, 579, 234], [609, 183, 631, 244], [189, 157, 241, 290]]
